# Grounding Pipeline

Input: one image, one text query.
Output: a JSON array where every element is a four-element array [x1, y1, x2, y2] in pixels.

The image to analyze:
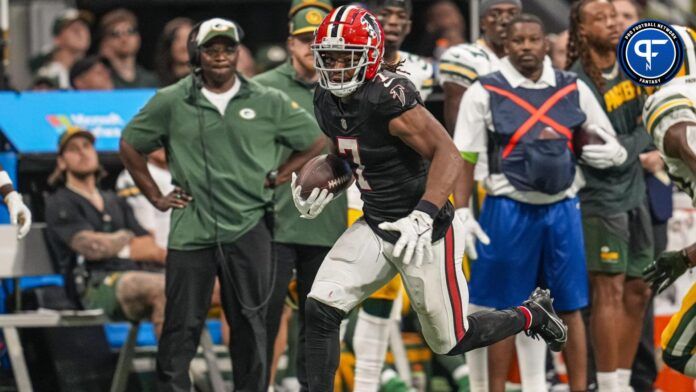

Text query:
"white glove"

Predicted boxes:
[[378, 210, 434, 267], [455, 207, 490, 260], [581, 125, 628, 169], [5, 191, 31, 239], [291, 173, 334, 219]]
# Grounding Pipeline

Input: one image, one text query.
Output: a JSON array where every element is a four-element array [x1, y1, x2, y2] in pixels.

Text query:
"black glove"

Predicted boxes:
[[643, 249, 691, 294]]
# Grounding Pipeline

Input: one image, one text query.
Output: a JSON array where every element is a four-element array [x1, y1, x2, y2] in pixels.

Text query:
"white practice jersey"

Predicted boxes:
[[116, 163, 173, 248], [396, 50, 434, 101], [643, 25, 696, 203], [439, 39, 502, 181], [438, 39, 502, 89]]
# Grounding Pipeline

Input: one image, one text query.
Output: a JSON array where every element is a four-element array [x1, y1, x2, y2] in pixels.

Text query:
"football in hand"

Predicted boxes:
[[296, 154, 355, 199], [572, 125, 606, 157]]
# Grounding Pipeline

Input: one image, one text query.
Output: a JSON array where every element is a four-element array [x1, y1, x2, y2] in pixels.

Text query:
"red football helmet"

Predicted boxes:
[[312, 6, 385, 97]]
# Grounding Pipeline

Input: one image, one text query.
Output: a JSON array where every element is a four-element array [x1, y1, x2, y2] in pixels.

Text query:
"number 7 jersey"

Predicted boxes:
[[313, 70, 454, 243]]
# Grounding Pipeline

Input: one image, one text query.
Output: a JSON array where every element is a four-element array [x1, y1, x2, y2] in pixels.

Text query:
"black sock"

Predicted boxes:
[[446, 308, 526, 355], [304, 298, 346, 391]]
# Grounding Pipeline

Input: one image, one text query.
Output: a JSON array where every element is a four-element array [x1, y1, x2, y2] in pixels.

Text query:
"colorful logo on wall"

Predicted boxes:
[[45, 112, 125, 138]]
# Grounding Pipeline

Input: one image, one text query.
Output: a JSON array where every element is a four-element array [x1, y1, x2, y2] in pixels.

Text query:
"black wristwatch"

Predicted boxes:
[[266, 170, 279, 189]]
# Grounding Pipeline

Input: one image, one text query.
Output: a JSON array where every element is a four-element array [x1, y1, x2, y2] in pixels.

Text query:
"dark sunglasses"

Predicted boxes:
[[107, 27, 138, 38]]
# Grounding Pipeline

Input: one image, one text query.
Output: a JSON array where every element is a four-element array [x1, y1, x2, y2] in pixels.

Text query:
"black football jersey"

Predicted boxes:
[[314, 70, 454, 243]]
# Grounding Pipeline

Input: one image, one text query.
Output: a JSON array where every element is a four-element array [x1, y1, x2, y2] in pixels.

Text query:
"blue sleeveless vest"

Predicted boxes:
[[478, 69, 586, 195]]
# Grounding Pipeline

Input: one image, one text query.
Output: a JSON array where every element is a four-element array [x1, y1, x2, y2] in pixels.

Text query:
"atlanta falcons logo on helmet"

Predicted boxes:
[[361, 13, 379, 39]]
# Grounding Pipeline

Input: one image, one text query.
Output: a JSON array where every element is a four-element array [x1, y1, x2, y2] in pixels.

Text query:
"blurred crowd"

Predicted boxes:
[[20, 1, 468, 92]]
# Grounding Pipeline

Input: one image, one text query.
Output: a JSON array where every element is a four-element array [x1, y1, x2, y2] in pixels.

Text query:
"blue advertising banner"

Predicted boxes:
[[0, 89, 156, 153]]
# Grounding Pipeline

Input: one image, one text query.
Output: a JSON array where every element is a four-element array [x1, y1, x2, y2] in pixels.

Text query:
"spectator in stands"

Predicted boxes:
[[154, 18, 194, 87], [612, 0, 641, 32], [30, 76, 58, 91], [35, 9, 92, 89], [415, 0, 465, 58], [45, 127, 168, 335], [548, 30, 569, 69], [70, 55, 114, 90], [98, 8, 158, 89]]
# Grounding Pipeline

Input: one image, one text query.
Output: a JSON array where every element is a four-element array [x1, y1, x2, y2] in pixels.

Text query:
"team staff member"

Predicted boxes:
[[567, 1, 653, 391], [454, 15, 623, 392], [253, 6, 347, 389], [120, 18, 325, 392]]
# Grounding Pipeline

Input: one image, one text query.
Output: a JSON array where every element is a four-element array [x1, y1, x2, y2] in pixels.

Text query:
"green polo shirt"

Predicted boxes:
[[254, 61, 347, 246], [122, 74, 321, 250]]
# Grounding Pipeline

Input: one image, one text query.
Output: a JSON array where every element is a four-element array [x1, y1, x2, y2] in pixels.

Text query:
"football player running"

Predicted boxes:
[[348, 1, 438, 390], [292, 6, 568, 391], [642, 25, 696, 378]]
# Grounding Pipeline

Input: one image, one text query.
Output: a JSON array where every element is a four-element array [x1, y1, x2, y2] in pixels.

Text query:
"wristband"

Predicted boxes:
[[0, 171, 12, 187], [415, 199, 439, 219]]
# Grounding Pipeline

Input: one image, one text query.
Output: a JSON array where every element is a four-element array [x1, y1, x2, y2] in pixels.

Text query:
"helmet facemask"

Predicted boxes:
[[313, 36, 379, 97]]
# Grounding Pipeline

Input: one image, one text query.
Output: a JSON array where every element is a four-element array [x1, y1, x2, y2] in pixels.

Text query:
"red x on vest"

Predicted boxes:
[[483, 83, 578, 158]]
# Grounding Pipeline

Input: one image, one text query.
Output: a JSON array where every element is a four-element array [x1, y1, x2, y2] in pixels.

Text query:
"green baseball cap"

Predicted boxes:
[[290, 7, 328, 36], [289, 0, 333, 17], [196, 18, 243, 46]]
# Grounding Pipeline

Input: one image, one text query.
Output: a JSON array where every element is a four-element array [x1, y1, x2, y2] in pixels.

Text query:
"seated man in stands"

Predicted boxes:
[[45, 127, 168, 335]]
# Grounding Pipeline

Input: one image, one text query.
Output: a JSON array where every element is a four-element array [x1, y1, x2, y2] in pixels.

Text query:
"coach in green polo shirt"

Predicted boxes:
[[253, 5, 345, 389], [120, 18, 324, 392]]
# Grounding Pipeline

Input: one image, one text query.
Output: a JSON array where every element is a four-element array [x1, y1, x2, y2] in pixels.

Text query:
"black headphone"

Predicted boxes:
[[186, 19, 245, 69]]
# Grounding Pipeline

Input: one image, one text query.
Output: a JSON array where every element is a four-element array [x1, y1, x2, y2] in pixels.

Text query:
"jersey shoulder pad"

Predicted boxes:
[[643, 86, 696, 135], [400, 52, 433, 72], [367, 71, 422, 119], [439, 44, 491, 87]]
